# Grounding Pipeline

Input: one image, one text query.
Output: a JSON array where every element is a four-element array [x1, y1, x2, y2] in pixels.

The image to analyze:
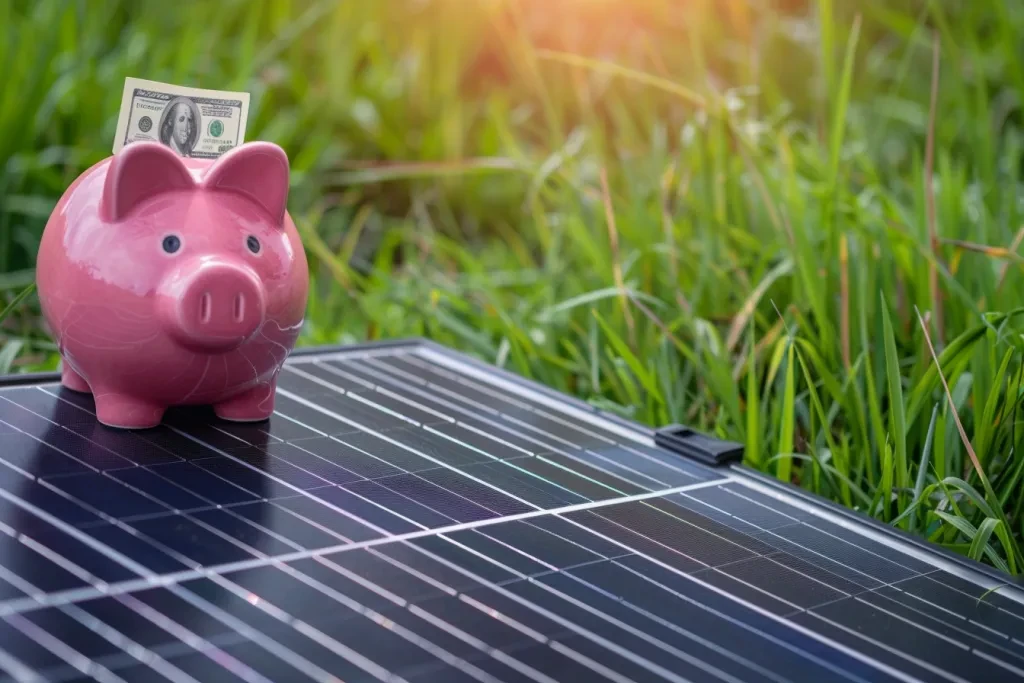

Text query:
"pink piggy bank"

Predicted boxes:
[[36, 141, 309, 429]]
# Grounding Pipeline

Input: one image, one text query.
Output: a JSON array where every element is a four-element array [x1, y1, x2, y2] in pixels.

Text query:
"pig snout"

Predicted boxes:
[[159, 259, 266, 352]]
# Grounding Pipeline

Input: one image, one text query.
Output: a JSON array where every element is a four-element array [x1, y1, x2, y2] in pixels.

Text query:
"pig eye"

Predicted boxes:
[[246, 235, 261, 254], [162, 235, 181, 254]]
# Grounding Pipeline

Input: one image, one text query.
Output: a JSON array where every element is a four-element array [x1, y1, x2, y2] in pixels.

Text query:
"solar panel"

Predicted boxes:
[[0, 339, 1022, 683]]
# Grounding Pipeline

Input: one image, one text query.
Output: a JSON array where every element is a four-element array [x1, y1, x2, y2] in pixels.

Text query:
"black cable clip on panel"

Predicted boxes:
[[653, 424, 744, 467]]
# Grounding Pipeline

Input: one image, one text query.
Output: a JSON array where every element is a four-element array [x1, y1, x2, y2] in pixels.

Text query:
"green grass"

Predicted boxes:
[[4, 0, 1024, 575]]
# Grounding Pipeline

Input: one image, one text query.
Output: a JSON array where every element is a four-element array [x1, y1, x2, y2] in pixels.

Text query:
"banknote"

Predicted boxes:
[[112, 77, 251, 159]]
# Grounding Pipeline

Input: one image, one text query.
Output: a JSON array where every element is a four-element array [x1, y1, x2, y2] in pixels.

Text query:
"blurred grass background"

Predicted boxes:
[[4, 0, 1024, 575]]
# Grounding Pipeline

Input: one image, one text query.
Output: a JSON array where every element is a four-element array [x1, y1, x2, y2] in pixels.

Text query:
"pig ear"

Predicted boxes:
[[101, 142, 195, 222], [203, 142, 290, 225]]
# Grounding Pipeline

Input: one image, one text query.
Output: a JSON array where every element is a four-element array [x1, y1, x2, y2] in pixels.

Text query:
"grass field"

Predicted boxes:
[[4, 0, 1024, 576]]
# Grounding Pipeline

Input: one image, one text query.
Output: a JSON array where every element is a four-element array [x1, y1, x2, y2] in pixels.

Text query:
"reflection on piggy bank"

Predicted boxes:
[[36, 141, 309, 429]]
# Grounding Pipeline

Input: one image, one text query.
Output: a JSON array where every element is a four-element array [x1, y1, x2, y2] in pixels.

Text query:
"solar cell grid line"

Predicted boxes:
[[325, 356, 632, 452], [0, 393, 794, 683], [3, 597, 203, 683], [569, 507, 1024, 679], [0, 476, 726, 623], [309, 355, 715, 487], [188, 475, 901, 683], [671, 488, 917, 591], [197, 562, 527, 683], [96, 489, 626, 683], [274, 364, 718, 507], [856, 589, 1024, 668], [394, 347, 652, 444], [3, 613, 127, 683], [879, 579, 1024, 652], [0, 646, 44, 683], [732, 473, 1024, 607], [295, 362, 553, 464], [3, 341, 1024, 683], [322, 354, 637, 453], [906, 574, 1024, 634], [280, 362, 649, 486], [324, 358, 576, 457], [102, 591, 304, 683], [430, 535, 771, 683], [4, 481, 1011, 683], [230, 392, 689, 529], [269, 385, 662, 516], [392, 533, 890, 683], [665, 484, 1024, 650], [26, 567, 386, 683], [0, 410, 353, 576], [0, 446, 954, 626], [54, 602, 209, 683], [344, 363, 679, 487], [33, 384, 415, 526]]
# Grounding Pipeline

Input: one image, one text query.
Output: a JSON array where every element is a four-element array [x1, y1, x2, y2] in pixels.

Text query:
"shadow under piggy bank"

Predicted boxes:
[[3, 386, 281, 666]]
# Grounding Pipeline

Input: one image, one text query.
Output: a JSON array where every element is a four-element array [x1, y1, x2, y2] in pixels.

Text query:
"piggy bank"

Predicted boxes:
[[36, 141, 309, 429]]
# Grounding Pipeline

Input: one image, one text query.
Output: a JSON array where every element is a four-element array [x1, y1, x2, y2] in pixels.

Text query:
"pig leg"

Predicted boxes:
[[92, 392, 165, 429], [61, 365, 91, 393], [213, 380, 275, 422]]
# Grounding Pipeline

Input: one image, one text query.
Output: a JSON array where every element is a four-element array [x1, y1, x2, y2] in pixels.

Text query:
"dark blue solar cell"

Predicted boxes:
[[233, 441, 366, 486], [190, 455, 319, 496], [140, 651, 255, 683], [277, 436, 400, 481], [439, 529, 549, 577], [106, 466, 212, 512], [227, 500, 341, 551], [0, 535, 89, 593], [0, 574, 27, 601], [414, 468, 535, 517], [127, 515, 255, 566], [519, 516, 632, 560], [330, 430, 440, 474], [492, 642, 624, 683], [271, 494, 382, 543], [21, 607, 126, 661], [0, 619, 72, 670], [589, 441, 718, 484], [341, 479, 455, 528], [305, 486, 419, 535], [213, 640, 351, 683], [474, 520, 606, 570], [453, 459, 588, 509], [17, 524, 140, 583], [569, 560, 873, 683], [79, 523, 193, 574], [350, 474, 498, 524], [423, 422, 533, 460], [0, 403, 136, 471], [189, 508, 298, 557], [0, 474, 103, 528], [318, 549, 448, 604], [271, 394, 365, 437], [409, 536, 520, 586], [0, 433, 91, 478], [257, 412, 325, 441], [43, 472, 171, 520], [143, 462, 259, 506], [75, 595, 183, 649]]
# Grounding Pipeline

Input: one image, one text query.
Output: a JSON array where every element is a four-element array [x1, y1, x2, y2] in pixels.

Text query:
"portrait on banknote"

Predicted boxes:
[[158, 96, 201, 157]]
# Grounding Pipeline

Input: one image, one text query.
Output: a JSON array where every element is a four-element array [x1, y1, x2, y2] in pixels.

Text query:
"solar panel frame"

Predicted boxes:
[[0, 337, 1022, 683]]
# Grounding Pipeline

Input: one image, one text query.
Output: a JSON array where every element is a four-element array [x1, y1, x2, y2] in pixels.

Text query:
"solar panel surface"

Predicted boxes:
[[0, 340, 1022, 683]]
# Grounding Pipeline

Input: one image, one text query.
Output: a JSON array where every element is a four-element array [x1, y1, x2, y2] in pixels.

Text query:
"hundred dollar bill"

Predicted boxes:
[[112, 77, 251, 159]]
